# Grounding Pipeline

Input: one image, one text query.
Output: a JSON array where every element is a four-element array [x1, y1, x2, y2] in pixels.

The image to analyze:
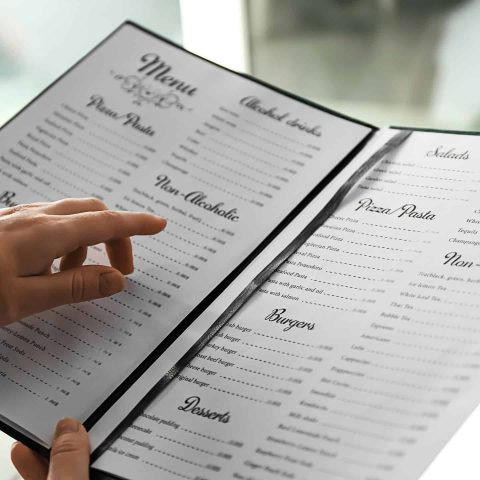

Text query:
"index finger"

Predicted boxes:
[[48, 210, 167, 258]]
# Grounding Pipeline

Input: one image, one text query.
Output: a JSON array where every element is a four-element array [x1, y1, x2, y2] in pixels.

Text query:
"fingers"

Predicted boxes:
[[60, 247, 88, 271], [10, 419, 90, 480], [15, 265, 125, 319], [42, 197, 107, 215], [11, 442, 48, 480], [105, 237, 134, 274], [48, 418, 90, 480], [0, 202, 50, 217], [51, 200, 142, 274], [60, 240, 133, 275], [51, 210, 166, 259]]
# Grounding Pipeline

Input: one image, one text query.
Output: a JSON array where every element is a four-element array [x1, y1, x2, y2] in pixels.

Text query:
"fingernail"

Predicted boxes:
[[55, 418, 79, 437], [100, 271, 124, 296]]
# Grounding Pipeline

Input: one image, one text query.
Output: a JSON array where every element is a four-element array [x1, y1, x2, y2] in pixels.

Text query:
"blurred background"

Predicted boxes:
[[1, 0, 480, 130], [1, 0, 480, 478]]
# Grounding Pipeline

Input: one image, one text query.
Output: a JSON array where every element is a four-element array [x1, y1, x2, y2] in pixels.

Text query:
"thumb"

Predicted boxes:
[[48, 418, 90, 480], [15, 265, 125, 320]]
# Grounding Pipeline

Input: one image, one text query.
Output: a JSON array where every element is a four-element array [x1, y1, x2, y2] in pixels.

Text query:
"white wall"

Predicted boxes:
[[0, 0, 181, 124]]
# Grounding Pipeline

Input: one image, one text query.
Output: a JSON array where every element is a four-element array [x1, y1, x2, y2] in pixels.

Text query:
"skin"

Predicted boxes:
[[1, 198, 167, 479], [11, 419, 90, 480]]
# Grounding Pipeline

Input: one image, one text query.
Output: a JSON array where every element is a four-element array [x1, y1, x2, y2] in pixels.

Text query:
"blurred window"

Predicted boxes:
[[247, 0, 480, 130], [0, 0, 181, 125]]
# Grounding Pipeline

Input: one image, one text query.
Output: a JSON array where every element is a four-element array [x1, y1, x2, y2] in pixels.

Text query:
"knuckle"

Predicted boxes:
[[102, 209, 120, 220], [101, 210, 124, 234], [12, 202, 42, 211], [16, 212, 52, 229], [70, 270, 86, 303], [29, 213, 56, 234], [7, 205, 30, 216], [32, 212, 51, 225], [51, 198, 74, 211], [1, 203, 44, 218], [85, 197, 107, 211]]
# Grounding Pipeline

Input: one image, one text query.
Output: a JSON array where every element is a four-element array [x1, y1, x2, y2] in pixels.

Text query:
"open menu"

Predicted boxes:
[[0, 21, 479, 480]]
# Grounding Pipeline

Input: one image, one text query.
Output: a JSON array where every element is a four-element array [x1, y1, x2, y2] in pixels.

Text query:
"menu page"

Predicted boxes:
[[93, 129, 480, 480], [0, 23, 370, 445]]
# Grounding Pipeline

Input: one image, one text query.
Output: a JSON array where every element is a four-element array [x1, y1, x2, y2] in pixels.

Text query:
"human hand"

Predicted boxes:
[[11, 417, 90, 480], [0, 198, 166, 325]]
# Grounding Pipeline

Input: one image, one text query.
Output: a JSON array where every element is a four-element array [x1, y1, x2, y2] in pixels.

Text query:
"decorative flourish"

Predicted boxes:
[[110, 71, 189, 110]]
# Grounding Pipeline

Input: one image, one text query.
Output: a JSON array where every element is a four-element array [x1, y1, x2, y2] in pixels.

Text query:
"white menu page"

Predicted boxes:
[[93, 129, 480, 480], [0, 22, 371, 446]]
